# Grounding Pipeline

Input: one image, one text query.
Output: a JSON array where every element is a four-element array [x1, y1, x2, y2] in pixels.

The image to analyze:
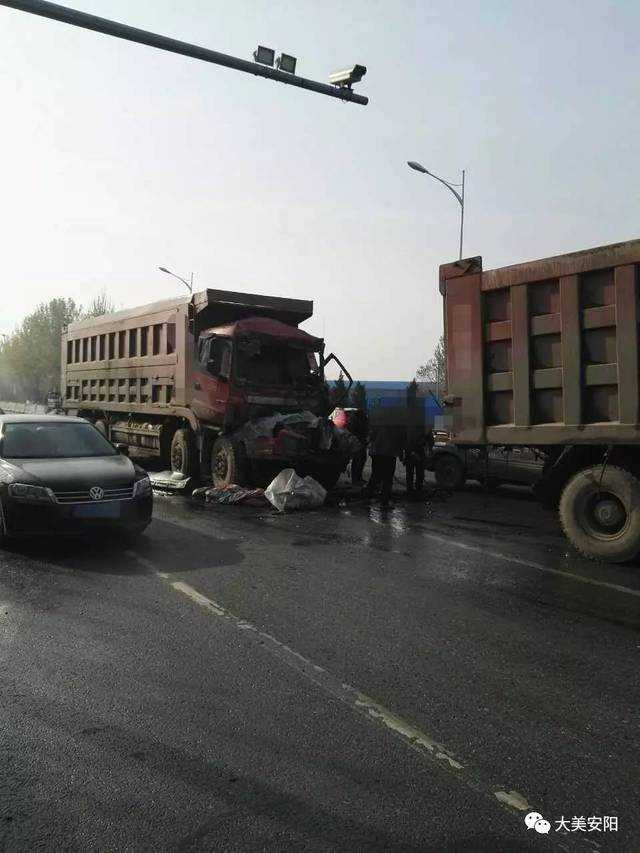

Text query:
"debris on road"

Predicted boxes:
[[149, 471, 193, 493], [192, 484, 267, 506], [265, 468, 327, 512]]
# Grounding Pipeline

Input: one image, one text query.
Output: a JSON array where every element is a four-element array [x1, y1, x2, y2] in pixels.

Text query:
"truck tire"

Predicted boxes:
[[559, 465, 640, 563], [433, 453, 465, 490], [212, 437, 250, 488], [170, 428, 197, 478]]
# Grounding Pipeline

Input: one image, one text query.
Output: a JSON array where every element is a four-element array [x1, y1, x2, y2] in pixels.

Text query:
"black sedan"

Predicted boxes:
[[0, 415, 152, 540]]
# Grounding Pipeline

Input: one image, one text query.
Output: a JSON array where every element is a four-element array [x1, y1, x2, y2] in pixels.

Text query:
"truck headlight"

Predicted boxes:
[[133, 476, 152, 498], [8, 483, 56, 504]]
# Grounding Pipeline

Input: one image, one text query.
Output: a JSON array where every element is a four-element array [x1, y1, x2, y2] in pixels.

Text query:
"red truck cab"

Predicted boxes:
[[191, 317, 326, 430]]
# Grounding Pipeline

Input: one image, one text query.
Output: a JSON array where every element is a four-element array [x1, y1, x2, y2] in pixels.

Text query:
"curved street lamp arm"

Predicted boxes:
[[159, 266, 193, 293], [426, 171, 463, 206]]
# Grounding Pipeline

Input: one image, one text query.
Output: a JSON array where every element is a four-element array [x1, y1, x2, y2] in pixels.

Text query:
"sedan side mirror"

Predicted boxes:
[[115, 442, 129, 456]]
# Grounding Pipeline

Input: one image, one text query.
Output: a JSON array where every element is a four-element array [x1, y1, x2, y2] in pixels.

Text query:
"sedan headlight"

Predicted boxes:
[[133, 476, 152, 498], [8, 483, 56, 504]]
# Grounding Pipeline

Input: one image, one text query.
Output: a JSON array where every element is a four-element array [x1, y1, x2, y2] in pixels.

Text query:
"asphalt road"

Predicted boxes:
[[1, 482, 639, 853]]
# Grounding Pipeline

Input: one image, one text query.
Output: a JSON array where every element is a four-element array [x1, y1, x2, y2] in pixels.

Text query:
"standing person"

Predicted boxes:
[[349, 408, 369, 484], [403, 428, 434, 497], [403, 434, 425, 497], [365, 423, 403, 507]]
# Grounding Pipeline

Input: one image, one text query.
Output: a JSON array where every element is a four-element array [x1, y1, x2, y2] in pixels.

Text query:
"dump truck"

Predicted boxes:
[[61, 289, 352, 488], [440, 237, 640, 563]]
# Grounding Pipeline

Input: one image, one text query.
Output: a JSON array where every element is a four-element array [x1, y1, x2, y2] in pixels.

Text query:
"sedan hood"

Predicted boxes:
[[6, 455, 135, 489]]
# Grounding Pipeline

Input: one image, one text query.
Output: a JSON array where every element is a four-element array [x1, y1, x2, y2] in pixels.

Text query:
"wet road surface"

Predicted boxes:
[[1, 483, 639, 852]]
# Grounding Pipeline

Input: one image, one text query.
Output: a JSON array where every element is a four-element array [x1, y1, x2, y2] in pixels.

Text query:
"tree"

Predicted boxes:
[[82, 289, 116, 319], [0, 291, 117, 403], [350, 380, 368, 411], [0, 298, 80, 401], [416, 334, 447, 396], [330, 371, 348, 406]]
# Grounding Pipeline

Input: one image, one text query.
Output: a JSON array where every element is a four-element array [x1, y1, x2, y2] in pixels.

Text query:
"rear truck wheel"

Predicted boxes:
[[170, 428, 197, 479], [94, 419, 108, 438], [559, 465, 640, 563], [211, 437, 250, 488], [433, 454, 465, 490]]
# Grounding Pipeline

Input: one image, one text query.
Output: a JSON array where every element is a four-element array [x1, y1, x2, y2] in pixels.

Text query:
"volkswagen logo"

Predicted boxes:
[[89, 486, 104, 501]]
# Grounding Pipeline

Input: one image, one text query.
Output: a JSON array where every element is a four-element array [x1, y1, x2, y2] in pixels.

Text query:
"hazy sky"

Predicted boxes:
[[1, 0, 638, 379]]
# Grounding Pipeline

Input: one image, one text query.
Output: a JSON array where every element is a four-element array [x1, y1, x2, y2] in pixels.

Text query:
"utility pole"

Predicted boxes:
[[0, 0, 369, 106]]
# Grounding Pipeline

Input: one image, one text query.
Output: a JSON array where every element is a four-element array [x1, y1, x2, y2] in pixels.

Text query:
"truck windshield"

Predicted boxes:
[[236, 341, 319, 386]]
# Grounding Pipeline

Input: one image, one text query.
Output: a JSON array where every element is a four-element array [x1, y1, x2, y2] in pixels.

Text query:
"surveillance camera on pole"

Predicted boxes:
[[328, 64, 367, 89], [0, 1, 369, 105]]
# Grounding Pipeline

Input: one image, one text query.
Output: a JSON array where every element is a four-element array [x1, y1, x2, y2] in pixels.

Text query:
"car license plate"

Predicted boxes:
[[74, 502, 120, 519]]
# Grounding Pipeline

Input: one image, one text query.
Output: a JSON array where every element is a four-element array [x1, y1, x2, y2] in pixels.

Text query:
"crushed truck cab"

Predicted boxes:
[[61, 288, 353, 488]]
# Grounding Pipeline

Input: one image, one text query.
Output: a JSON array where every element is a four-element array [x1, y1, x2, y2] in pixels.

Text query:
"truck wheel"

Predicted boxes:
[[170, 429, 197, 478], [433, 454, 465, 489], [559, 465, 640, 563], [212, 437, 250, 488]]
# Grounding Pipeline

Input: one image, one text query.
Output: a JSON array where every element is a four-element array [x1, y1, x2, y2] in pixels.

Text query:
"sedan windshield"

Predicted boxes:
[[1, 422, 118, 459]]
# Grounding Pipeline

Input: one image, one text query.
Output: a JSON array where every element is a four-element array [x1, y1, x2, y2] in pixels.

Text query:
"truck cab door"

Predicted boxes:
[[191, 337, 231, 427]]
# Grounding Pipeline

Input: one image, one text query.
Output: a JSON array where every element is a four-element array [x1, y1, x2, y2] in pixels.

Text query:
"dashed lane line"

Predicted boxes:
[[130, 552, 590, 851], [417, 531, 640, 598]]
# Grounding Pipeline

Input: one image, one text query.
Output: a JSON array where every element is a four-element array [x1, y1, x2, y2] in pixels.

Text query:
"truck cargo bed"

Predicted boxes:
[[440, 238, 640, 445]]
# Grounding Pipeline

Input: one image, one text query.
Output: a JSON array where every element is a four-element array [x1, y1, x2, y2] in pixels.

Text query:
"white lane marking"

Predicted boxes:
[[128, 554, 592, 849], [171, 580, 225, 615], [178, 500, 640, 601], [353, 692, 463, 771], [150, 572, 542, 825], [419, 531, 640, 598], [167, 579, 470, 777], [495, 789, 530, 811]]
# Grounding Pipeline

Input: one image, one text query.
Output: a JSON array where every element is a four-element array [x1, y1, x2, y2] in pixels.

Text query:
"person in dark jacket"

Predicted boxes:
[[403, 435, 426, 496], [365, 424, 404, 506], [348, 408, 369, 484], [402, 428, 434, 496]]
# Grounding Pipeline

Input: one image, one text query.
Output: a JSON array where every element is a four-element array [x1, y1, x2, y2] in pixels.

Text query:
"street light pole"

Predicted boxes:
[[159, 266, 193, 294], [407, 161, 466, 260], [459, 169, 465, 262], [0, 0, 368, 106]]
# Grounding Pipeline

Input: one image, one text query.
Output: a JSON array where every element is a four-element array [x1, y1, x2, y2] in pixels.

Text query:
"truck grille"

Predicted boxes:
[[53, 485, 134, 504]]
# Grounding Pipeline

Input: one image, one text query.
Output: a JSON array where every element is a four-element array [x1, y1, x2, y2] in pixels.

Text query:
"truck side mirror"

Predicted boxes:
[[207, 358, 230, 381]]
